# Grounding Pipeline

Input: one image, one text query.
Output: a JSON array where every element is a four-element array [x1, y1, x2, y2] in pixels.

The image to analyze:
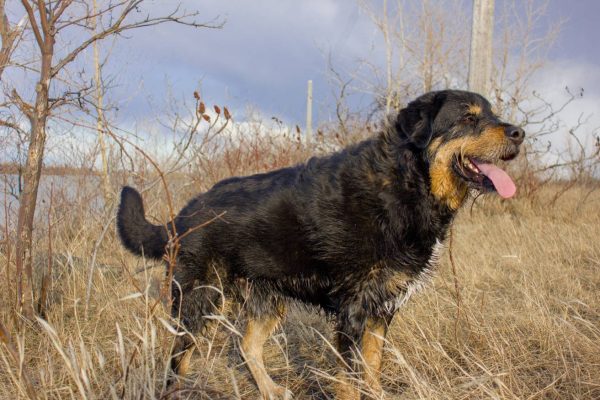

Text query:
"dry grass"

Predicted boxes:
[[382, 190, 600, 399], [1, 154, 599, 399]]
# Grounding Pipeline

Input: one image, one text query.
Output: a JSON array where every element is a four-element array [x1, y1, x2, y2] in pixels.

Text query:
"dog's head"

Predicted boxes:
[[395, 90, 524, 209]]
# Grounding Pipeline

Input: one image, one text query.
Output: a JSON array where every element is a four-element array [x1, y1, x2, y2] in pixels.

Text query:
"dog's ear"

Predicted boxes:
[[396, 91, 446, 149]]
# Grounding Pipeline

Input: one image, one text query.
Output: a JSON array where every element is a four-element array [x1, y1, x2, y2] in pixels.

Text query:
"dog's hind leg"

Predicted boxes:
[[169, 279, 200, 380], [169, 262, 225, 380], [241, 312, 291, 399], [170, 334, 195, 378]]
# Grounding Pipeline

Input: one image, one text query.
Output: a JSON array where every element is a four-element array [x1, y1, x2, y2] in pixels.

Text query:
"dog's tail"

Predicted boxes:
[[117, 186, 169, 259]]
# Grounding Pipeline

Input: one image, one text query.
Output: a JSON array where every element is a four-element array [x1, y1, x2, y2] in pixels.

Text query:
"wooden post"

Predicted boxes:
[[306, 80, 313, 145], [468, 0, 495, 95], [93, 0, 112, 205]]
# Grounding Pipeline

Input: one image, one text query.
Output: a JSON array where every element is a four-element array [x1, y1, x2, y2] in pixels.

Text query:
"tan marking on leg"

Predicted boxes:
[[362, 317, 387, 396], [171, 335, 195, 378], [242, 317, 291, 399], [335, 371, 361, 400], [176, 345, 194, 377]]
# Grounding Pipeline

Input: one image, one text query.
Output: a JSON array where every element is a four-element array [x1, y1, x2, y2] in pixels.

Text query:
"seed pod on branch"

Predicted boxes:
[[198, 102, 206, 114], [224, 107, 231, 120], [214, 105, 221, 114]]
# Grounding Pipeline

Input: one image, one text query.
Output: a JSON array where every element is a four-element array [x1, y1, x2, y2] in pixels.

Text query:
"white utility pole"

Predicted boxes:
[[468, 0, 495, 95], [93, 0, 111, 205], [306, 80, 313, 144]]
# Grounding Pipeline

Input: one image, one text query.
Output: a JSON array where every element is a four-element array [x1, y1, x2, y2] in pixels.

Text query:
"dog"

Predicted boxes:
[[117, 90, 524, 399]]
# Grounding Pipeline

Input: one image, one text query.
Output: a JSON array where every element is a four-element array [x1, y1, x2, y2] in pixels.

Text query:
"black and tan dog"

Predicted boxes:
[[117, 90, 524, 399]]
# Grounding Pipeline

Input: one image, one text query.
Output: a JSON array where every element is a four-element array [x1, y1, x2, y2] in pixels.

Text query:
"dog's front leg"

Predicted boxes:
[[334, 306, 368, 400], [335, 310, 393, 399], [361, 314, 392, 397]]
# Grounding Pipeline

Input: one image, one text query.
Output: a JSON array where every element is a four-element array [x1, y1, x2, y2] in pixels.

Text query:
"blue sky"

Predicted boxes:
[[88, 0, 598, 134], [5, 0, 599, 136], [548, 0, 598, 63], [104, 1, 371, 125]]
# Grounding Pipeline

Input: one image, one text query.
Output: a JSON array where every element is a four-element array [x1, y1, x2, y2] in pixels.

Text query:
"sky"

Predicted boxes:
[[103, 0, 373, 126], [4, 0, 599, 153], [547, 0, 599, 63], [91, 0, 599, 129]]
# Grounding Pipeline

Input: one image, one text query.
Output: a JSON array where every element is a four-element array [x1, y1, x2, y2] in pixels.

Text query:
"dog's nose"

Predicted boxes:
[[505, 125, 525, 145]]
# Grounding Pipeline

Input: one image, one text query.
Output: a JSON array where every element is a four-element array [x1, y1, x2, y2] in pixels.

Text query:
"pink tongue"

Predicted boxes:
[[472, 160, 516, 199]]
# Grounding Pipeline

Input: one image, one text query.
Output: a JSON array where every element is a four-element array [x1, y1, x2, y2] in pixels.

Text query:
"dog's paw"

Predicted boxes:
[[266, 384, 293, 400]]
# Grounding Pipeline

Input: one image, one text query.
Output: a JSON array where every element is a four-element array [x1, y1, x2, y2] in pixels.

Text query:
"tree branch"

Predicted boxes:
[[9, 89, 34, 120], [36, 0, 49, 37], [20, 0, 44, 48], [50, 0, 73, 24], [0, 0, 26, 78], [51, 3, 223, 77], [0, 118, 28, 136]]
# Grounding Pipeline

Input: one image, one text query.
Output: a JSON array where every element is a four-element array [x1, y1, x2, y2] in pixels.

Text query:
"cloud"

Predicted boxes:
[[7, 0, 599, 151], [102, 0, 377, 124], [526, 59, 600, 164]]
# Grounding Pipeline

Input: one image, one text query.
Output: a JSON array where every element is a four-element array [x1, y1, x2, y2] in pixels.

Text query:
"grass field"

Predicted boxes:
[[1, 173, 599, 399]]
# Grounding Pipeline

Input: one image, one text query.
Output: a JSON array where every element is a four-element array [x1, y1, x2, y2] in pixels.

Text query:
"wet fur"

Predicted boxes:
[[117, 90, 522, 397]]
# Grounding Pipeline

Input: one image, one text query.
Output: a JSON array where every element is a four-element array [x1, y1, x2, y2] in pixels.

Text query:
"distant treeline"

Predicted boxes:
[[0, 163, 100, 176]]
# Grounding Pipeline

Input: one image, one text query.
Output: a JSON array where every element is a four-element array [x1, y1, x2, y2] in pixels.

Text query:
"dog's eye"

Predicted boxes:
[[463, 115, 477, 124]]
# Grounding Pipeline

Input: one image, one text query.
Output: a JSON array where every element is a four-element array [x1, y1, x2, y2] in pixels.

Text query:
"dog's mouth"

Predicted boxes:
[[452, 152, 518, 198]]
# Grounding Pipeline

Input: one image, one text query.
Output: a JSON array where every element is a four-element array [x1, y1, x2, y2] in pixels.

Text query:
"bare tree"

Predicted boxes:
[[355, 0, 469, 114], [0, 0, 26, 79], [92, 0, 111, 205], [1, 0, 222, 317], [492, 0, 561, 119]]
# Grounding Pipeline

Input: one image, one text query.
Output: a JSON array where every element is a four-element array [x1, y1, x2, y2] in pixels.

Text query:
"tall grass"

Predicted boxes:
[[1, 128, 599, 399]]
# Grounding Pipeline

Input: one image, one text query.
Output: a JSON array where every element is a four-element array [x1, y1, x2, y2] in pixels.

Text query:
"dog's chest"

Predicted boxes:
[[383, 238, 445, 313]]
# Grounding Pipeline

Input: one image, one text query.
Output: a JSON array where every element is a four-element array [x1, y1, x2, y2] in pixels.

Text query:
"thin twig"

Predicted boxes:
[[448, 227, 461, 343]]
